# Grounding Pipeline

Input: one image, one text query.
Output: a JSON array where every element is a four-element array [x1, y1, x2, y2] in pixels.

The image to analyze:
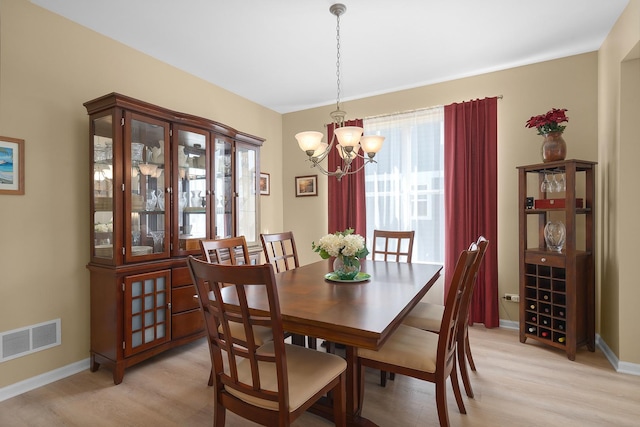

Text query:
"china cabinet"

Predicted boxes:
[[517, 159, 596, 360], [85, 93, 263, 383]]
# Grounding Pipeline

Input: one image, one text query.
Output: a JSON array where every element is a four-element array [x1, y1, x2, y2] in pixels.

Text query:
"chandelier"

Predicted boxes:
[[295, 3, 384, 181]]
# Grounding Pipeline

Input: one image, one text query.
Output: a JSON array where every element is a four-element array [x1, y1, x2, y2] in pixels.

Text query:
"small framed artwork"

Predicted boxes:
[[260, 172, 270, 195], [0, 136, 25, 195], [295, 175, 318, 197]]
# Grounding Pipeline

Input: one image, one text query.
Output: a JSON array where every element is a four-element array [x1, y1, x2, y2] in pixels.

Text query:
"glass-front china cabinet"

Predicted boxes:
[[86, 93, 263, 384]]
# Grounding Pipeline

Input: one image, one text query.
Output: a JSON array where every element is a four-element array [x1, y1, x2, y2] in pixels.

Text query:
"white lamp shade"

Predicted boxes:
[[312, 142, 329, 158], [360, 135, 385, 154], [295, 131, 323, 152], [334, 126, 363, 148]]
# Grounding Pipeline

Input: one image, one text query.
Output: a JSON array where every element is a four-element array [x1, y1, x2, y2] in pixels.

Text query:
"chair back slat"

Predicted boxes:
[[437, 245, 479, 373], [371, 230, 415, 263], [187, 256, 288, 408], [200, 236, 251, 265], [261, 232, 300, 273]]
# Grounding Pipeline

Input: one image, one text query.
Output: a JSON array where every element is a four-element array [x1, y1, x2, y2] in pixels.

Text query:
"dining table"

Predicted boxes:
[[222, 257, 442, 426]]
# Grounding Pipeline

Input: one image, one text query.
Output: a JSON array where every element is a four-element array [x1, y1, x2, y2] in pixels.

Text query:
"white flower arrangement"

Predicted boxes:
[[312, 228, 369, 260]]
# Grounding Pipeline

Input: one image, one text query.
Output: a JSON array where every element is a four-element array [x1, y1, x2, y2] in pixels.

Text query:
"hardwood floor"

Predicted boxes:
[[1, 327, 639, 426]]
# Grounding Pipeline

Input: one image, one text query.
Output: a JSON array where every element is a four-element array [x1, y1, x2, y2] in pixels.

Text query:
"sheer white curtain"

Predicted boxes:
[[364, 106, 444, 264]]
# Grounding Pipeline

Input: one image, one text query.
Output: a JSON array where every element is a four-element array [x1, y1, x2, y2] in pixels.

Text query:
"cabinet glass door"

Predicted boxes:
[[91, 113, 115, 262], [235, 142, 259, 245], [214, 137, 233, 239], [123, 270, 171, 357], [174, 126, 209, 255], [126, 113, 170, 262]]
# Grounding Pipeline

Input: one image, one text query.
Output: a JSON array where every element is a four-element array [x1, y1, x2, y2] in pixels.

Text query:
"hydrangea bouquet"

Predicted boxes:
[[312, 228, 369, 279]]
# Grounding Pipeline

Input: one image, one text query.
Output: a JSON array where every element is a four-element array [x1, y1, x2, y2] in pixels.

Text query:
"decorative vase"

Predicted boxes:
[[333, 255, 361, 280], [541, 132, 567, 163], [544, 220, 566, 252]]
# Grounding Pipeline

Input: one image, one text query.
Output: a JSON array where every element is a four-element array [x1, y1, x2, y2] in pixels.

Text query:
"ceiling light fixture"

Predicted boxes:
[[295, 3, 384, 181]]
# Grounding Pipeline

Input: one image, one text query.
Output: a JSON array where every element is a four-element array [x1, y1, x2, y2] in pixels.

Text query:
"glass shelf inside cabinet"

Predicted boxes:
[[92, 115, 114, 260], [177, 129, 208, 252]]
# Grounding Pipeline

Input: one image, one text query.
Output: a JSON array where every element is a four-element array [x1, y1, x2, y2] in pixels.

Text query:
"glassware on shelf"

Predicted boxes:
[[132, 231, 141, 246], [131, 142, 144, 162], [554, 173, 566, 192], [544, 220, 566, 252], [178, 192, 188, 210], [150, 230, 165, 253], [146, 190, 157, 211], [157, 191, 165, 211], [540, 173, 552, 193], [190, 190, 201, 208]]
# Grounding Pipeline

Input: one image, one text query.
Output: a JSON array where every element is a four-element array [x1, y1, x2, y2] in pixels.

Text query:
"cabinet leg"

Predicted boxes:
[[89, 354, 100, 372], [113, 363, 125, 385]]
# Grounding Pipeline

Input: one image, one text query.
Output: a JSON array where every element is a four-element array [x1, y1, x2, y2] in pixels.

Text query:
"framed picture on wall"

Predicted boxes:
[[0, 136, 25, 195], [260, 172, 270, 195], [295, 175, 317, 197]]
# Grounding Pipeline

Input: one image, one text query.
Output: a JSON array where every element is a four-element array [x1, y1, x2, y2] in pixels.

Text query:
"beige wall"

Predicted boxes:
[[598, 0, 640, 364], [1, 0, 638, 391], [0, 0, 283, 387]]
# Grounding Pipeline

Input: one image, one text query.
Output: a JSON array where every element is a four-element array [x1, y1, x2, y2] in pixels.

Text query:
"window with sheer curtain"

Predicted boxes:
[[364, 106, 444, 264]]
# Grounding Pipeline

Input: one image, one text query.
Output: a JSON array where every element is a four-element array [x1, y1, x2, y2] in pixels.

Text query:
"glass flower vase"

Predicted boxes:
[[333, 255, 361, 280]]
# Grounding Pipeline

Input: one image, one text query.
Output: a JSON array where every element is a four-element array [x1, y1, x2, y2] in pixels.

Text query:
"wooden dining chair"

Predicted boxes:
[[372, 229, 415, 386], [403, 236, 489, 398], [187, 257, 347, 427], [357, 245, 480, 427], [371, 230, 415, 263], [199, 236, 272, 386], [200, 236, 253, 265], [260, 231, 316, 350]]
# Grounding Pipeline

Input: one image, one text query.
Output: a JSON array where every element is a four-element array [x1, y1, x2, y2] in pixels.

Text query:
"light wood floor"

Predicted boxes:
[[1, 327, 639, 427]]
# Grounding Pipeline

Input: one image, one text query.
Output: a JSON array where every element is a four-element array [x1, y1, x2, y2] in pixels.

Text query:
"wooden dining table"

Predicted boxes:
[[223, 258, 442, 426]]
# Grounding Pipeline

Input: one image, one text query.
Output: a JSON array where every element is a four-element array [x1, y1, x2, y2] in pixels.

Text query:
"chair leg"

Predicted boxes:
[[465, 332, 476, 371], [450, 361, 466, 414], [308, 336, 317, 350], [457, 334, 474, 398], [208, 368, 214, 386], [435, 376, 451, 427], [333, 373, 347, 427], [380, 370, 387, 387], [213, 402, 226, 427]]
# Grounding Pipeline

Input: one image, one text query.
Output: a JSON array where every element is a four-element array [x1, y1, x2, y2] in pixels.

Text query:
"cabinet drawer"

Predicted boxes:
[[172, 284, 200, 312], [172, 308, 204, 340], [525, 252, 565, 268], [172, 266, 192, 287]]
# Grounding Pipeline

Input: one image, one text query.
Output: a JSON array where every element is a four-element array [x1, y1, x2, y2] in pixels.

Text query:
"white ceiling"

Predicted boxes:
[[31, 0, 629, 114]]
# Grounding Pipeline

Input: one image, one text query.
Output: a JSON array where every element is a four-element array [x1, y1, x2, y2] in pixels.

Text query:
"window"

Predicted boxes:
[[364, 107, 444, 264]]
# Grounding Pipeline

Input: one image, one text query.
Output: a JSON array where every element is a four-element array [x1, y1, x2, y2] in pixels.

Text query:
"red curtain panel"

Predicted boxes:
[[444, 97, 499, 327]]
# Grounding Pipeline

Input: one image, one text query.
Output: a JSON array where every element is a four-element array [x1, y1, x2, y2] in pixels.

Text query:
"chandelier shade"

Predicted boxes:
[[296, 3, 384, 180]]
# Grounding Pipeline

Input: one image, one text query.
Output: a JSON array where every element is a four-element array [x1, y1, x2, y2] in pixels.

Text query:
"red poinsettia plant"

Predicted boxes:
[[525, 108, 569, 135]]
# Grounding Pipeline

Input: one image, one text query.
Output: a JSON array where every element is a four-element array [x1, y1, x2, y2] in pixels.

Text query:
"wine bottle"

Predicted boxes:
[[541, 331, 548, 338], [558, 337, 566, 343], [528, 326, 536, 333]]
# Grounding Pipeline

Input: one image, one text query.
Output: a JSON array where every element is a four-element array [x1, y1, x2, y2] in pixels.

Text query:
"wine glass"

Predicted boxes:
[[540, 173, 551, 193], [555, 173, 566, 192]]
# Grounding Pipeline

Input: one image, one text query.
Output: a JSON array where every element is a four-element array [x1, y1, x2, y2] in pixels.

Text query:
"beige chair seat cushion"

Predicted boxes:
[[226, 342, 346, 412], [358, 324, 439, 374], [403, 301, 444, 332], [218, 323, 273, 346]]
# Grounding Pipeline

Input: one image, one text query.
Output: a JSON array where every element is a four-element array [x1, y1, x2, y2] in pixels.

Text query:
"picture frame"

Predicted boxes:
[[295, 175, 318, 197], [0, 136, 25, 195], [259, 172, 270, 195]]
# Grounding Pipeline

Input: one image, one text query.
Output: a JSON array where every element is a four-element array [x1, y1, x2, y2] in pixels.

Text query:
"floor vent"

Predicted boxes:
[[1, 319, 61, 363]]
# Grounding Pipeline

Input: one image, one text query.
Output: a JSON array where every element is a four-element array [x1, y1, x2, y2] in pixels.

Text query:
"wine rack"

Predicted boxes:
[[517, 159, 596, 360]]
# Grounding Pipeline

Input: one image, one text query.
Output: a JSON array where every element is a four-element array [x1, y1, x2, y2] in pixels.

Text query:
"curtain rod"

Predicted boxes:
[[364, 95, 503, 121]]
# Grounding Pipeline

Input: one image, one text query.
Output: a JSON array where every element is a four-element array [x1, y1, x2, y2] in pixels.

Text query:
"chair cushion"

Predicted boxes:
[[225, 342, 346, 412], [358, 324, 439, 374], [402, 301, 444, 332], [218, 323, 273, 346]]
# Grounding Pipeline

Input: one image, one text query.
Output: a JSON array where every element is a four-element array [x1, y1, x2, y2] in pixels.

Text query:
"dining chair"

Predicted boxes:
[[357, 245, 480, 427], [200, 236, 253, 265], [371, 230, 415, 263], [371, 229, 415, 386], [403, 236, 489, 398], [187, 257, 347, 427], [260, 231, 317, 350], [199, 236, 272, 386]]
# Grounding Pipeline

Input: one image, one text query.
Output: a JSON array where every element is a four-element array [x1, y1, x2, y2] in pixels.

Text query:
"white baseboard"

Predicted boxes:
[[0, 358, 90, 402]]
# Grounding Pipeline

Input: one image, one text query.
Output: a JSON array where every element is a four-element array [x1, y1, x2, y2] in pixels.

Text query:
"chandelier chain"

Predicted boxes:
[[335, 13, 341, 112]]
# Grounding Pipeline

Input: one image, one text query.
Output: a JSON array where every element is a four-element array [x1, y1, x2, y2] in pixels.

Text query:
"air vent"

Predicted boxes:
[[1, 319, 61, 362]]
